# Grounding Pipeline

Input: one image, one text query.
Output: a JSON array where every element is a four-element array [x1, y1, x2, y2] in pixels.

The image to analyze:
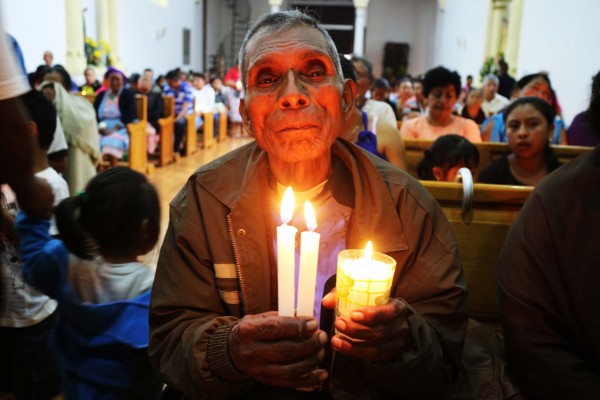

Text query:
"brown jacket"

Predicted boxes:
[[149, 139, 468, 399]]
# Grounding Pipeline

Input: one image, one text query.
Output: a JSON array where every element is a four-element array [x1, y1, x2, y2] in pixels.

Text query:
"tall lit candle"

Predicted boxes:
[[277, 187, 297, 317], [297, 201, 320, 317]]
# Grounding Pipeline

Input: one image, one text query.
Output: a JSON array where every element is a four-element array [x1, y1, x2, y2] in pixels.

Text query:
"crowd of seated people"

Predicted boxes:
[[2, 9, 600, 399]]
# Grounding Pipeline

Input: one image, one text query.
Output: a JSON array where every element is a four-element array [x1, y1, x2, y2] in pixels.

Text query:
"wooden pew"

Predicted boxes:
[[127, 94, 151, 174], [157, 95, 176, 167], [185, 113, 198, 156], [218, 111, 228, 142], [403, 139, 594, 178], [200, 112, 215, 149], [125, 119, 147, 174], [421, 180, 533, 328]]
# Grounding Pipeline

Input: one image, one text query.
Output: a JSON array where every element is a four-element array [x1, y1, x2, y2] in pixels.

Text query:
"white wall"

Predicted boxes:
[[116, 0, 202, 75], [431, 0, 489, 81], [518, 0, 600, 124], [2, 0, 67, 72]]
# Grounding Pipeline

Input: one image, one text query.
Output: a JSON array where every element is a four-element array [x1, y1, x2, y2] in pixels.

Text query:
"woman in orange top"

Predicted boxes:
[[400, 66, 481, 143]]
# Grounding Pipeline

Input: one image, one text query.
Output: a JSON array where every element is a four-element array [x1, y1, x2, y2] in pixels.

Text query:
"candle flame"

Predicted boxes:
[[364, 241, 373, 262], [304, 201, 317, 231], [281, 186, 295, 224]]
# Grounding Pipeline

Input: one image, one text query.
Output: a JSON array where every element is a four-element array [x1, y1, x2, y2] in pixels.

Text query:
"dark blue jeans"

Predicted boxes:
[[174, 118, 187, 156]]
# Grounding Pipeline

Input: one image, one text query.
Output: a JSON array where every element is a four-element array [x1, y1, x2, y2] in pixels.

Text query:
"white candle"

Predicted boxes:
[[277, 187, 297, 317], [297, 201, 320, 317]]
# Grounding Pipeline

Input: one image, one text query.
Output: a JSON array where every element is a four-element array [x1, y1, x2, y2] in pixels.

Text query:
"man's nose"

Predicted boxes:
[[279, 71, 309, 110]]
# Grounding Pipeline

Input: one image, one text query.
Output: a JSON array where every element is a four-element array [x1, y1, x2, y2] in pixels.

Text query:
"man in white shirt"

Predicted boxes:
[[192, 72, 216, 115], [481, 74, 510, 117]]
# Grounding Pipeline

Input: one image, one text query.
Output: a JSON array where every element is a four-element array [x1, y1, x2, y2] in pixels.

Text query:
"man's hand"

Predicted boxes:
[[13, 176, 54, 219], [322, 290, 410, 361], [228, 312, 329, 388]]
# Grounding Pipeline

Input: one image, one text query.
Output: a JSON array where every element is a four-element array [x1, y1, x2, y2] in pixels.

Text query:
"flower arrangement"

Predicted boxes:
[[84, 37, 112, 67]]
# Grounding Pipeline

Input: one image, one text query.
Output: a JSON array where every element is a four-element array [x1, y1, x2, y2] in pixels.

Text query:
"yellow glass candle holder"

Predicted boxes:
[[335, 248, 397, 318]]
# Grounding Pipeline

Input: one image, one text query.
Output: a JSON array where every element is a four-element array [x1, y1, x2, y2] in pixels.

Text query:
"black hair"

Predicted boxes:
[[503, 97, 560, 172], [417, 134, 479, 181], [373, 78, 390, 91], [130, 73, 141, 84], [35, 64, 52, 83], [165, 68, 181, 80], [516, 73, 551, 91], [338, 55, 358, 82], [19, 90, 57, 150], [422, 66, 461, 98], [350, 56, 373, 82], [56, 167, 160, 260], [193, 72, 207, 80], [585, 70, 600, 136], [47, 65, 73, 92]]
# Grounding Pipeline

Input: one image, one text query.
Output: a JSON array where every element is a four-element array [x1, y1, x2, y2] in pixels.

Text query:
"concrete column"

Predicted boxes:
[[96, 0, 123, 68], [504, 0, 523, 73], [64, 0, 87, 75], [353, 0, 370, 56], [485, 0, 508, 59], [269, 0, 283, 14]]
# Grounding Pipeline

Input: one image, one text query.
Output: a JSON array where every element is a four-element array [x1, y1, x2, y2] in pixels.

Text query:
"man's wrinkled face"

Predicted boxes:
[[240, 25, 353, 164]]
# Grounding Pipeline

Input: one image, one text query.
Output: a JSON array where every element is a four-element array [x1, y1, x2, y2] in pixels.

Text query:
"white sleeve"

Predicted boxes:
[[0, 6, 29, 100]]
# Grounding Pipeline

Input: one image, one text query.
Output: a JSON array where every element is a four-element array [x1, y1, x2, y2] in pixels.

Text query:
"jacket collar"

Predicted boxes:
[[197, 139, 408, 253]]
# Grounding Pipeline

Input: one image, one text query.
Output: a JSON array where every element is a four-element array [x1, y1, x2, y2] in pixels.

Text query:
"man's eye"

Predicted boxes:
[[258, 77, 276, 85], [307, 69, 325, 78]]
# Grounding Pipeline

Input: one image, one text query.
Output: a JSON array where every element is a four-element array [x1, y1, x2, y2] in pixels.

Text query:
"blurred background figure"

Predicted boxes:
[[461, 89, 486, 125], [79, 67, 101, 96], [42, 50, 53, 67], [566, 70, 600, 146]]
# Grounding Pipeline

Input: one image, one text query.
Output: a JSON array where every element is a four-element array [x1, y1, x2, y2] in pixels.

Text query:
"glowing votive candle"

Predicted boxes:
[[277, 187, 297, 317], [296, 201, 320, 317], [335, 241, 397, 318]]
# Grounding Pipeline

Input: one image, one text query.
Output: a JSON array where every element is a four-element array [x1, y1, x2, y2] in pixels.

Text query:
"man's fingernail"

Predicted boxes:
[[306, 320, 318, 331], [351, 311, 365, 321], [318, 372, 329, 382], [319, 331, 327, 345], [322, 293, 333, 302], [331, 337, 342, 349], [335, 319, 346, 331]]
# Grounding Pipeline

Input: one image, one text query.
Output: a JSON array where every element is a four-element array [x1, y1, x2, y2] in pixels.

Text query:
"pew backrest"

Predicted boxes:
[[162, 95, 175, 118], [421, 180, 533, 327], [403, 139, 594, 178], [136, 94, 148, 122]]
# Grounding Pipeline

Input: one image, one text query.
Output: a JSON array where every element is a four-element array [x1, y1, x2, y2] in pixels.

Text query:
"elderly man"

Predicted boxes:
[[149, 10, 467, 399], [481, 73, 510, 117]]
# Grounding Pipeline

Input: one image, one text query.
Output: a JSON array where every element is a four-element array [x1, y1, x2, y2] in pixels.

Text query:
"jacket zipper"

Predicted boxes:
[[227, 213, 248, 316]]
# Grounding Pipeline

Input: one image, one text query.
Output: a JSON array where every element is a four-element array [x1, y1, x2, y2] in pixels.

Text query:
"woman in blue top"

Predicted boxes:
[[16, 167, 163, 400], [481, 73, 567, 145], [93, 68, 138, 166]]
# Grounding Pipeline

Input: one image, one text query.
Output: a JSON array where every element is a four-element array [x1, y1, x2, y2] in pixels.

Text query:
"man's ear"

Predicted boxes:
[[239, 98, 254, 138], [341, 79, 357, 115]]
